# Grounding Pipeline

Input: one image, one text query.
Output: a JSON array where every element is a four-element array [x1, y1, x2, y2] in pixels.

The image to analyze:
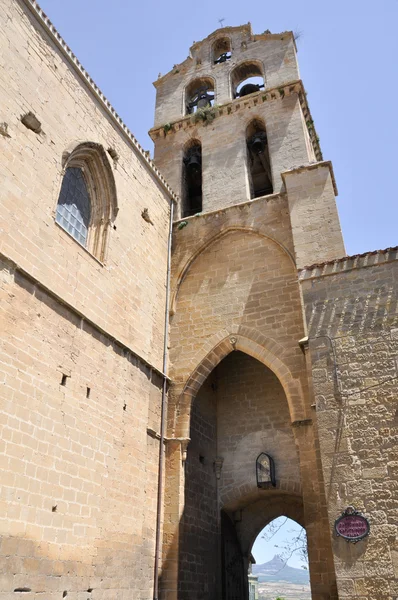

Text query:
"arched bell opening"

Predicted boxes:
[[250, 516, 311, 600], [231, 61, 265, 99], [212, 36, 232, 64], [182, 139, 203, 217], [185, 77, 215, 115], [246, 118, 273, 198]]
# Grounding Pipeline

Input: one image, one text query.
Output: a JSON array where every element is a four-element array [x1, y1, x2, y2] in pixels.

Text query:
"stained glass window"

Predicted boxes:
[[55, 167, 91, 247]]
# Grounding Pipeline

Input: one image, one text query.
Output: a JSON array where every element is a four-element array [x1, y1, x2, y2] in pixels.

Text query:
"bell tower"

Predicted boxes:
[[152, 24, 346, 600], [149, 23, 345, 268]]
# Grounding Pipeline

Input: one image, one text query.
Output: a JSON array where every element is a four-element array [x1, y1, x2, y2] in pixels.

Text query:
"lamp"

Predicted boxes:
[[256, 453, 276, 488]]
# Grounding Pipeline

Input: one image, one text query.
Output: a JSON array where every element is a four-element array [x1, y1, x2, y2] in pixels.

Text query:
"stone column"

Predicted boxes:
[[160, 438, 189, 600]]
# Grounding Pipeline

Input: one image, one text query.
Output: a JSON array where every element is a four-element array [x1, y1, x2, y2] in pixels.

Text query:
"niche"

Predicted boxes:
[[231, 62, 265, 98], [182, 140, 203, 217], [185, 78, 215, 115], [212, 37, 232, 64], [246, 119, 273, 198]]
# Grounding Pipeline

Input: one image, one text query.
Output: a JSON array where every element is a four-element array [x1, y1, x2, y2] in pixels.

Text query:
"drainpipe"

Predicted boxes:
[[153, 198, 174, 600]]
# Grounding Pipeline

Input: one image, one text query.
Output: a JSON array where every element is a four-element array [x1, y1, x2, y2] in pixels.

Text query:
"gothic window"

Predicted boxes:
[[231, 61, 265, 98], [55, 142, 118, 261], [246, 119, 273, 198], [182, 140, 202, 217], [185, 77, 215, 115], [212, 37, 232, 64], [56, 167, 91, 247]]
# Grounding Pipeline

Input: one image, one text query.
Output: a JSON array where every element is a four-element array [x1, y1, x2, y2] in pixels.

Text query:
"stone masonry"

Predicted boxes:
[[1, 2, 397, 600]]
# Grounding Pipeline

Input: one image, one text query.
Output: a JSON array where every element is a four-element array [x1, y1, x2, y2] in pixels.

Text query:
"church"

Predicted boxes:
[[1, 1, 397, 599]]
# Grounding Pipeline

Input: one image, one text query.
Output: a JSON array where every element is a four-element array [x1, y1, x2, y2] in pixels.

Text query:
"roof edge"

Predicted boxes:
[[299, 246, 398, 280], [20, 0, 178, 204]]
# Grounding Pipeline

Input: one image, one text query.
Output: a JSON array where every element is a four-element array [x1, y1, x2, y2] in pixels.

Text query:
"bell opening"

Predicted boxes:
[[246, 120, 273, 199], [213, 37, 232, 64], [231, 62, 265, 99], [182, 142, 203, 217], [185, 78, 215, 115]]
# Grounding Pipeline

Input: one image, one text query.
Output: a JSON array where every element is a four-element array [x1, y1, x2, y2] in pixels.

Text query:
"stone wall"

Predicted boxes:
[[0, 1, 173, 597], [301, 250, 398, 600], [0, 0, 172, 369], [179, 374, 218, 600], [217, 351, 300, 510], [0, 259, 163, 599]]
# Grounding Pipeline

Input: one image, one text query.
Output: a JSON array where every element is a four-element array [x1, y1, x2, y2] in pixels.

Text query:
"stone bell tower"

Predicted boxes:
[[150, 23, 344, 269], [150, 24, 346, 600]]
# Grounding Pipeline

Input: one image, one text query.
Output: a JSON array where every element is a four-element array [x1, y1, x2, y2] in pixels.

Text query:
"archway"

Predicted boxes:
[[177, 350, 301, 600], [250, 517, 311, 600]]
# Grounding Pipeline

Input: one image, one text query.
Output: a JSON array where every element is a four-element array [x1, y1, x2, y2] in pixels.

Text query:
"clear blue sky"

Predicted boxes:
[[37, 0, 398, 255], [252, 517, 308, 569]]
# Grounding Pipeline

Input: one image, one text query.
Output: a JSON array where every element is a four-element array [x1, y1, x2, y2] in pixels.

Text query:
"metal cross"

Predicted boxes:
[[218, 18, 225, 27]]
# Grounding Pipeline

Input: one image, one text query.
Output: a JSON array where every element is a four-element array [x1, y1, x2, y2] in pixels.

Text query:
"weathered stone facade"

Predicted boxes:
[[301, 251, 398, 600], [0, 0, 174, 598], [1, 2, 397, 600]]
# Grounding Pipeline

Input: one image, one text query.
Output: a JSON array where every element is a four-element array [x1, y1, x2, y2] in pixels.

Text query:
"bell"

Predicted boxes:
[[250, 133, 266, 154], [239, 83, 260, 97], [185, 154, 201, 173], [197, 96, 211, 109]]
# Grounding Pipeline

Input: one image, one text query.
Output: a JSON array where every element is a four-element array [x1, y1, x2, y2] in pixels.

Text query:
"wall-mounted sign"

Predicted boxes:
[[334, 506, 370, 543]]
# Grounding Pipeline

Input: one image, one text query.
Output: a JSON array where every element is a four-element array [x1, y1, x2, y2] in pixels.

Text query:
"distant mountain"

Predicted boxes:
[[252, 555, 309, 585]]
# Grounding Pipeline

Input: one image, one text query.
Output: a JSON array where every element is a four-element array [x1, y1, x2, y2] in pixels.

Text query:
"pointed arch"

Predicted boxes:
[[56, 141, 118, 261], [171, 328, 306, 439], [171, 227, 296, 315]]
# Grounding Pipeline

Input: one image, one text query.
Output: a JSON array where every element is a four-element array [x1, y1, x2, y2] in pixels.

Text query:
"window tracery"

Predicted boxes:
[[55, 142, 118, 261]]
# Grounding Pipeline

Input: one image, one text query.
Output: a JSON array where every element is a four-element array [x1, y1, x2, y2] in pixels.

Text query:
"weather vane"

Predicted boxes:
[[218, 18, 225, 27]]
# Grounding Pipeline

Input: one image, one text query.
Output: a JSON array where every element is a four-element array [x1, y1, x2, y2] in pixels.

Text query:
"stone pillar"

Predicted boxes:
[[294, 421, 339, 600], [160, 438, 189, 600], [283, 162, 345, 269]]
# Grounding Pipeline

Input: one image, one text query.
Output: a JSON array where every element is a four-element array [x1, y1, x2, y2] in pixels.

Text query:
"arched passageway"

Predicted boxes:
[[161, 347, 338, 600], [178, 351, 302, 600], [250, 517, 311, 600]]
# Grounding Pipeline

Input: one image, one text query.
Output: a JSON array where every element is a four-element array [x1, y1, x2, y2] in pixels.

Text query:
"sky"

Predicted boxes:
[[252, 517, 308, 569], [37, 0, 398, 257]]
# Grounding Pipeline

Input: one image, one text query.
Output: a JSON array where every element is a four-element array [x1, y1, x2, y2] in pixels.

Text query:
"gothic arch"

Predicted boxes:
[[170, 226, 295, 315], [237, 495, 305, 558], [171, 328, 306, 439], [57, 141, 118, 261]]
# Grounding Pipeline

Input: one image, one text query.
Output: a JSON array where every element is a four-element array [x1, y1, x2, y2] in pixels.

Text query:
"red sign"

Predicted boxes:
[[335, 508, 370, 542]]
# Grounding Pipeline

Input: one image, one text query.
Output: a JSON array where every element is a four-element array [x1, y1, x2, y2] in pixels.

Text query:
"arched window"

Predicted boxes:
[[55, 142, 118, 261], [231, 61, 265, 99], [56, 167, 91, 247], [182, 139, 202, 217], [212, 37, 232, 64], [185, 77, 215, 115], [246, 119, 273, 198]]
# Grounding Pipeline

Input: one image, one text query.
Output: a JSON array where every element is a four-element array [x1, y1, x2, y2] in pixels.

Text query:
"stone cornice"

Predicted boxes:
[[173, 191, 286, 227], [281, 160, 337, 196], [19, 0, 178, 204], [299, 246, 398, 281], [149, 79, 322, 162]]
